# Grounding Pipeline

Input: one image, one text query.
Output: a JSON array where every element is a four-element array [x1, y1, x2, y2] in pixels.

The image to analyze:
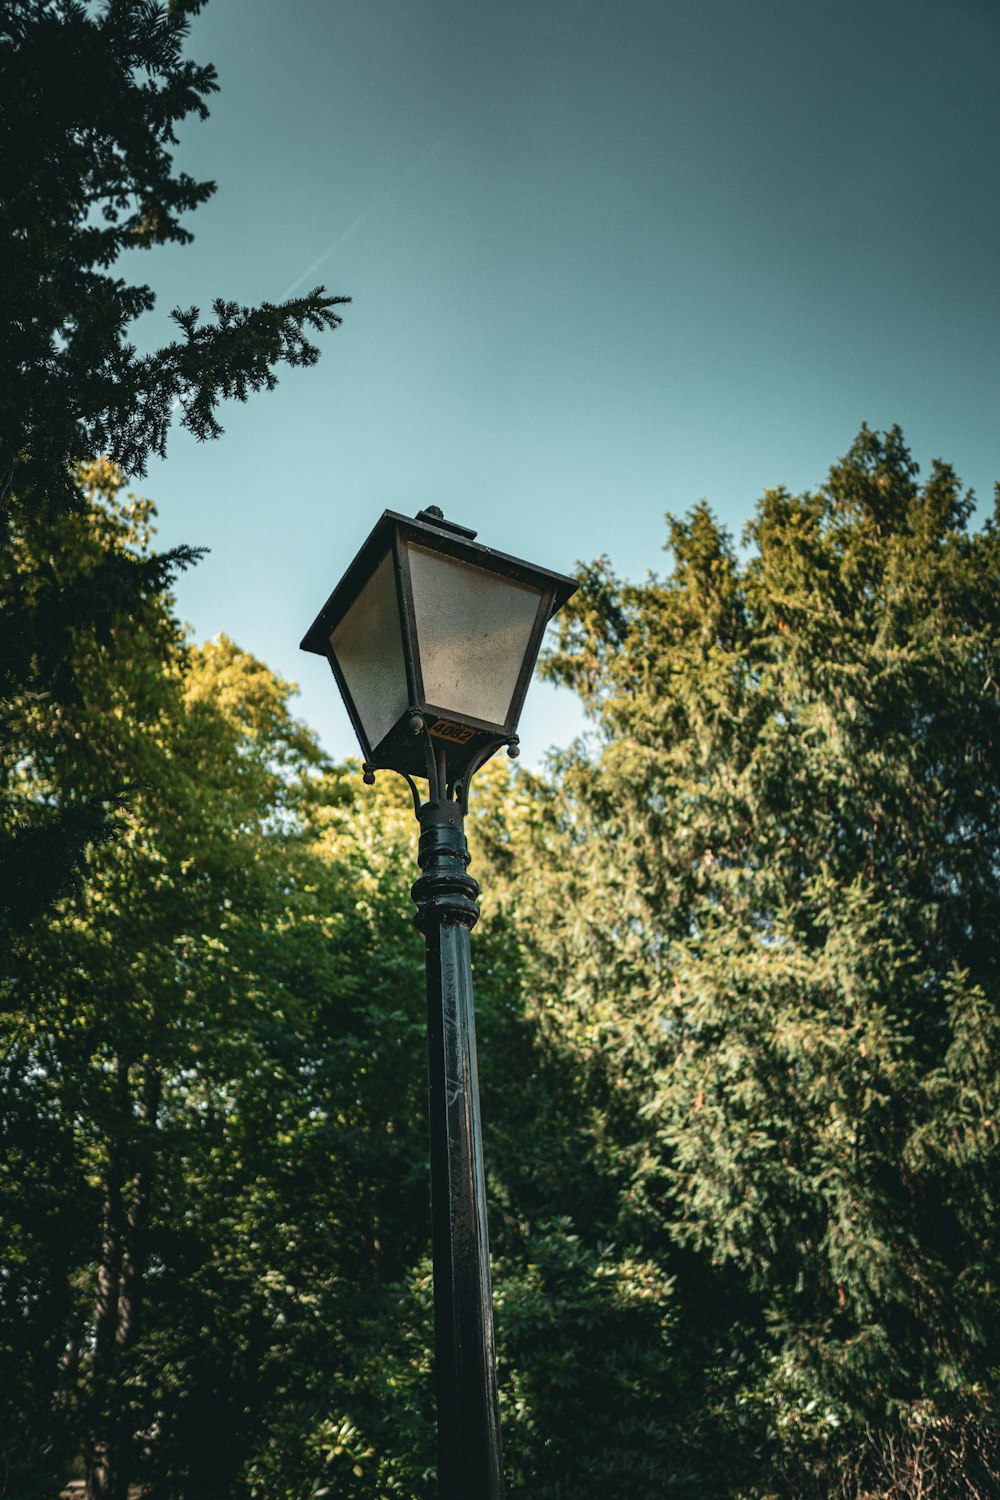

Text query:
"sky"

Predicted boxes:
[[122, 0, 1000, 768]]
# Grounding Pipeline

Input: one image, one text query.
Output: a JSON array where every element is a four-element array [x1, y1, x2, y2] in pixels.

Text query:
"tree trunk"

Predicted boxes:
[[86, 1063, 160, 1500], [118, 1068, 161, 1354]]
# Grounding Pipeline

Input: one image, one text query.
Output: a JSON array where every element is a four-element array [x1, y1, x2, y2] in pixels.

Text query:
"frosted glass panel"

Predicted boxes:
[[330, 550, 408, 751], [406, 543, 543, 726]]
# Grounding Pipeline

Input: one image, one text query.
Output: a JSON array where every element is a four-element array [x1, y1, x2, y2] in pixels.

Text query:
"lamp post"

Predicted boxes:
[[301, 506, 576, 1499]]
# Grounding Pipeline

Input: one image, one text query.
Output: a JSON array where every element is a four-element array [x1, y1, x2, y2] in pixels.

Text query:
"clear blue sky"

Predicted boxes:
[[124, 0, 1000, 767]]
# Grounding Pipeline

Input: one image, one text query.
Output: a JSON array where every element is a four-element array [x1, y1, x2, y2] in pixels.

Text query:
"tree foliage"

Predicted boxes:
[[0, 0, 347, 924], [0, 467, 428, 1499], [540, 424, 1000, 1494], [0, 468, 684, 1499], [3, 426, 998, 1500], [0, 0, 346, 517]]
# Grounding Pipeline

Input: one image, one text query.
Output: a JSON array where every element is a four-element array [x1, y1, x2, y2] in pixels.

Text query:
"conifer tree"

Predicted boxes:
[[541, 426, 1000, 1494], [0, 0, 347, 923]]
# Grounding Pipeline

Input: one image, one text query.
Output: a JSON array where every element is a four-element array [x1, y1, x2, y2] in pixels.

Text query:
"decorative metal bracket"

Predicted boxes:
[[361, 712, 520, 821]]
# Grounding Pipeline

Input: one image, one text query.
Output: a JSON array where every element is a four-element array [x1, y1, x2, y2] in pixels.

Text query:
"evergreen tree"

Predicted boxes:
[[0, 0, 347, 922], [540, 426, 1000, 1495]]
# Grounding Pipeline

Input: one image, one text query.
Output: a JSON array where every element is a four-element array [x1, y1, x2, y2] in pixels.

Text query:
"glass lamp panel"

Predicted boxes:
[[405, 542, 544, 726], [329, 549, 409, 751]]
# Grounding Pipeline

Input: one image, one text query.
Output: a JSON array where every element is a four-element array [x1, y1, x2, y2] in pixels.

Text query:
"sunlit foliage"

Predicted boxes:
[[0, 0, 346, 925]]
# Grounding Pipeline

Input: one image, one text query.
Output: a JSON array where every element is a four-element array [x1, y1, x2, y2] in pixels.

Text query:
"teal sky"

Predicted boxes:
[[126, 0, 1000, 766]]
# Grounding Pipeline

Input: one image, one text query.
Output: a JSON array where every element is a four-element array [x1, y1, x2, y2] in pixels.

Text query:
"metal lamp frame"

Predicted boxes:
[[300, 506, 577, 786]]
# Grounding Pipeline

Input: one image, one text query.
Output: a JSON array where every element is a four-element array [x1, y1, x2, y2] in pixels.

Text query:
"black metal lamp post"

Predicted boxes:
[[301, 506, 576, 1499]]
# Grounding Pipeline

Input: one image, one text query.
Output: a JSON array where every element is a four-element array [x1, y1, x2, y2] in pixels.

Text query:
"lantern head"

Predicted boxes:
[[300, 507, 578, 782]]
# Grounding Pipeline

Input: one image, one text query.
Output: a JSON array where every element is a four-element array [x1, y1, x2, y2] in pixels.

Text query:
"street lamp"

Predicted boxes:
[[301, 505, 577, 1499]]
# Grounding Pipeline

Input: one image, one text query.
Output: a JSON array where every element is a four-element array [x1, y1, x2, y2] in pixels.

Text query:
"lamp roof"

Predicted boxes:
[[300, 507, 578, 658]]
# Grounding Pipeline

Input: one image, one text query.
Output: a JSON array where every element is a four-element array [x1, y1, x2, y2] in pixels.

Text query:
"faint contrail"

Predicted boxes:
[[167, 133, 451, 417], [279, 125, 454, 301], [279, 209, 376, 300]]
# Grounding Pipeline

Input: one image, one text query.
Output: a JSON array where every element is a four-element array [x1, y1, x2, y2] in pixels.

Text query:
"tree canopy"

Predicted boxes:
[[5, 426, 997, 1499], [536, 423, 1000, 1494], [0, 0, 347, 927], [1, 0, 345, 517]]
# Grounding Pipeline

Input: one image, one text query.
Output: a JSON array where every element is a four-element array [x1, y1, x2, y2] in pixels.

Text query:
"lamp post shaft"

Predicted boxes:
[[412, 799, 506, 1500]]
